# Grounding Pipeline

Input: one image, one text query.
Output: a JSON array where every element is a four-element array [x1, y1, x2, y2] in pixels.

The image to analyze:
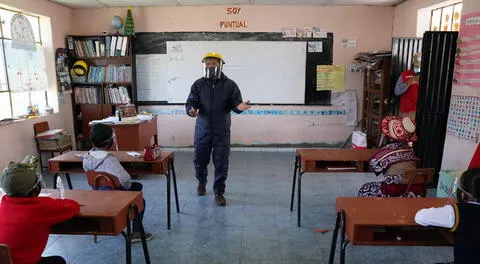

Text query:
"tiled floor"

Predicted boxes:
[[43, 151, 453, 264]]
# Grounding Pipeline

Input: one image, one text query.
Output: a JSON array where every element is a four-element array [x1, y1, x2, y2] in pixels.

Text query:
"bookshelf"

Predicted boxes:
[[66, 35, 136, 149], [361, 55, 391, 148]]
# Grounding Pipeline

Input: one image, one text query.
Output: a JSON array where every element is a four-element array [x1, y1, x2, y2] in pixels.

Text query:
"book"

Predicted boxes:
[[121, 36, 128, 56], [115, 36, 123, 56], [95, 40, 100, 57], [105, 36, 111, 57], [110, 36, 117, 57]]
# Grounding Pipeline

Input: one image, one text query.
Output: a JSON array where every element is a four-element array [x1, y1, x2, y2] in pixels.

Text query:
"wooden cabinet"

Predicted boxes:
[[362, 56, 391, 147], [79, 104, 112, 142]]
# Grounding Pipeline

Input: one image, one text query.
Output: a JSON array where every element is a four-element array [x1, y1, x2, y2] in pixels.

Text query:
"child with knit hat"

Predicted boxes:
[[0, 156, 80, 264]]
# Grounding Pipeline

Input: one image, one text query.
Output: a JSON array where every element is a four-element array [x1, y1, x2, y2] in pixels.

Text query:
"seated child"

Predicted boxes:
[[83, 123, 152, 242], [415, 168, 480, 264], [358, 116, 424, 197], [0, 156, 80, 264]]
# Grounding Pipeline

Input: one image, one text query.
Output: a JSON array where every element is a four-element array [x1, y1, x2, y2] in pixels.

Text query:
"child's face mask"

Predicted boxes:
[[413, 66, 421, 74]]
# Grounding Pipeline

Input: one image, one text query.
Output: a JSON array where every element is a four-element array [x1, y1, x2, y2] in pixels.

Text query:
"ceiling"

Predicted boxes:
[[49, 0, 405, 8]]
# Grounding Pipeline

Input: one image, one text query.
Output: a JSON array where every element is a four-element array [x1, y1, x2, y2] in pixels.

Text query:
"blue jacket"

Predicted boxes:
[[186, 74, 243, 136]]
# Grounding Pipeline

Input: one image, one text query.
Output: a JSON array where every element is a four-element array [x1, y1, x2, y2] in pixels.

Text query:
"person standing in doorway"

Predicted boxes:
[[394, 52, 422, 121], [186, 52, 250, 207]]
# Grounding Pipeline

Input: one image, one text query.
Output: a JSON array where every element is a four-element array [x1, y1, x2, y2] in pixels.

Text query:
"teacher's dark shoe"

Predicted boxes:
[[215, 194, 227, 207], [197, 183, 206, 196]]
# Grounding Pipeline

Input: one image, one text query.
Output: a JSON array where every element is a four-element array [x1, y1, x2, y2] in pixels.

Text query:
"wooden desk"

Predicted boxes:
[[49, 189, 150, 264], [290, 149, 378, 227], [328, 197, 453, 264], [48, 151, 179, 229], [88, 118, 158, 151], [107, 118, 157, 151]]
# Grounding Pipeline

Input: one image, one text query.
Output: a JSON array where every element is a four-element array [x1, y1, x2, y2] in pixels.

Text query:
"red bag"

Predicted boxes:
[[143, 144, 161, 161]]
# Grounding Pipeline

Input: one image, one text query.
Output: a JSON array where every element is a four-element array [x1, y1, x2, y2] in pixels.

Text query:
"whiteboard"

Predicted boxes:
[[136, 41, 307, 104], [167, 41, 306, 104]]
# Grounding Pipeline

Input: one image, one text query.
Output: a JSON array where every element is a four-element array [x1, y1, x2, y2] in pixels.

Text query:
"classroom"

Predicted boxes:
[[0, 0, 479, 263]]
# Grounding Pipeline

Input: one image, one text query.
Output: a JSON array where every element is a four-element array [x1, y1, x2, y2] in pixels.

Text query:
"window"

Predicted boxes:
[[430, 2, 463, 32], [0, 7, 47, 119]]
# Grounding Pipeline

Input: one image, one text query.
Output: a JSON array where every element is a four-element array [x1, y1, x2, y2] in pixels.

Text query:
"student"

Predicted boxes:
[[415, 168, 480, 264], [358, 116, 423, 197], [0, 158, 80, 264], [83, 123, 152, 242]]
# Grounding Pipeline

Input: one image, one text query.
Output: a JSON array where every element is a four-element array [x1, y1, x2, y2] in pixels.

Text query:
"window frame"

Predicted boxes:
[[430, 2, 463, 32], [0, 6, 43, 119]]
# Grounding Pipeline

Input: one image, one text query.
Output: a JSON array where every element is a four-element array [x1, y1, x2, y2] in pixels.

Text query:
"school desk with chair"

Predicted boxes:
[[47, 189, 151, 264], [48, 151, 179, 229]]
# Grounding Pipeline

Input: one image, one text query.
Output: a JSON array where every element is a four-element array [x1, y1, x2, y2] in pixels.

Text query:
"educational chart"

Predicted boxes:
[[316, 65, 345, 91], [447, 95, 480, 141], [454, 12, 480, 88]]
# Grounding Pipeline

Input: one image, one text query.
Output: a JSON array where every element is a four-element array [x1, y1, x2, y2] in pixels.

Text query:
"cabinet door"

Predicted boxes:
[[80, 105, 104, 141]]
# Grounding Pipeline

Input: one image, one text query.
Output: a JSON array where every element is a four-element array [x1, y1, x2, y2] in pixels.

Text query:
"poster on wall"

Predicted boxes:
[[447, 95, 480, 141], [453, 12, 480, 88], [316, 65, 345, 91]]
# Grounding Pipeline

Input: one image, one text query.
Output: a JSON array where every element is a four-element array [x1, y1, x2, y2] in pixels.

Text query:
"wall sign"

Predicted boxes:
[[220, 7, 247, 29]]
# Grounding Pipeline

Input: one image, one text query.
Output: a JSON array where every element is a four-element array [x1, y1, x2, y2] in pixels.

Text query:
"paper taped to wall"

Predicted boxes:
[[136, 54, 169, 101]]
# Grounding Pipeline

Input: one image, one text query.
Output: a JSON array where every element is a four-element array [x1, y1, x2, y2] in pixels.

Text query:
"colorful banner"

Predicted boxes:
[[454, 12, 480, 87]]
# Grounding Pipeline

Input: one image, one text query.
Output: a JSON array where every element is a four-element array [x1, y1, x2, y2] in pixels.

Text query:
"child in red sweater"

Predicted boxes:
[[0, 158, 80, 264]]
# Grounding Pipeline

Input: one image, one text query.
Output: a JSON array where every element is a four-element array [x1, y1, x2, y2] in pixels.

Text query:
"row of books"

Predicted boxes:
[[74, 87, 99, 104], [69, 36, 130, 58], [87, 65, 132, 83], [74, 86, 131, 104], [104, 85, 131, 104]]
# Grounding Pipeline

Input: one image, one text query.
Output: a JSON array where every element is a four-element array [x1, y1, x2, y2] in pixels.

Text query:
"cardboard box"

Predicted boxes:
[[436, 170, 464, 198]]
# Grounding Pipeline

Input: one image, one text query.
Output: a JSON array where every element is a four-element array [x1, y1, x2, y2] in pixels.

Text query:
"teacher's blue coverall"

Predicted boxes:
[[185, 73, 244, 195]]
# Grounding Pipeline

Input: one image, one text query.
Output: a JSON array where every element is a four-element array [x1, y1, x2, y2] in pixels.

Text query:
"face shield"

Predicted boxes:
[[203, 58, 223, 80]]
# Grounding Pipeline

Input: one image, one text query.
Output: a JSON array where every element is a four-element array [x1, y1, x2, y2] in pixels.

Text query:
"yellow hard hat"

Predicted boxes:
[[202, 52, 225, 63], [72, 60, 88, 76]]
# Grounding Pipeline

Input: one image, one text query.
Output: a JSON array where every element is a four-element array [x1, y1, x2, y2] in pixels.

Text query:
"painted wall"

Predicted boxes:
[[71, 5, 393, 146], [0, 0, 73, 168], [392, 0, 455, 37], [441, 0, 480, 170]]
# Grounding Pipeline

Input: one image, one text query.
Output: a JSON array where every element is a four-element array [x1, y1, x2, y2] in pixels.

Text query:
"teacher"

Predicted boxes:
[[185, 52, 250, 207]]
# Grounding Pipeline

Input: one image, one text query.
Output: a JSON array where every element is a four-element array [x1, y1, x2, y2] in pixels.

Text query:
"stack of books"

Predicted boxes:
[[71, 36, 130, 57], [87, 65, 132, 83], [74, 87, 99, 104], [104, 85, 131, 104]]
